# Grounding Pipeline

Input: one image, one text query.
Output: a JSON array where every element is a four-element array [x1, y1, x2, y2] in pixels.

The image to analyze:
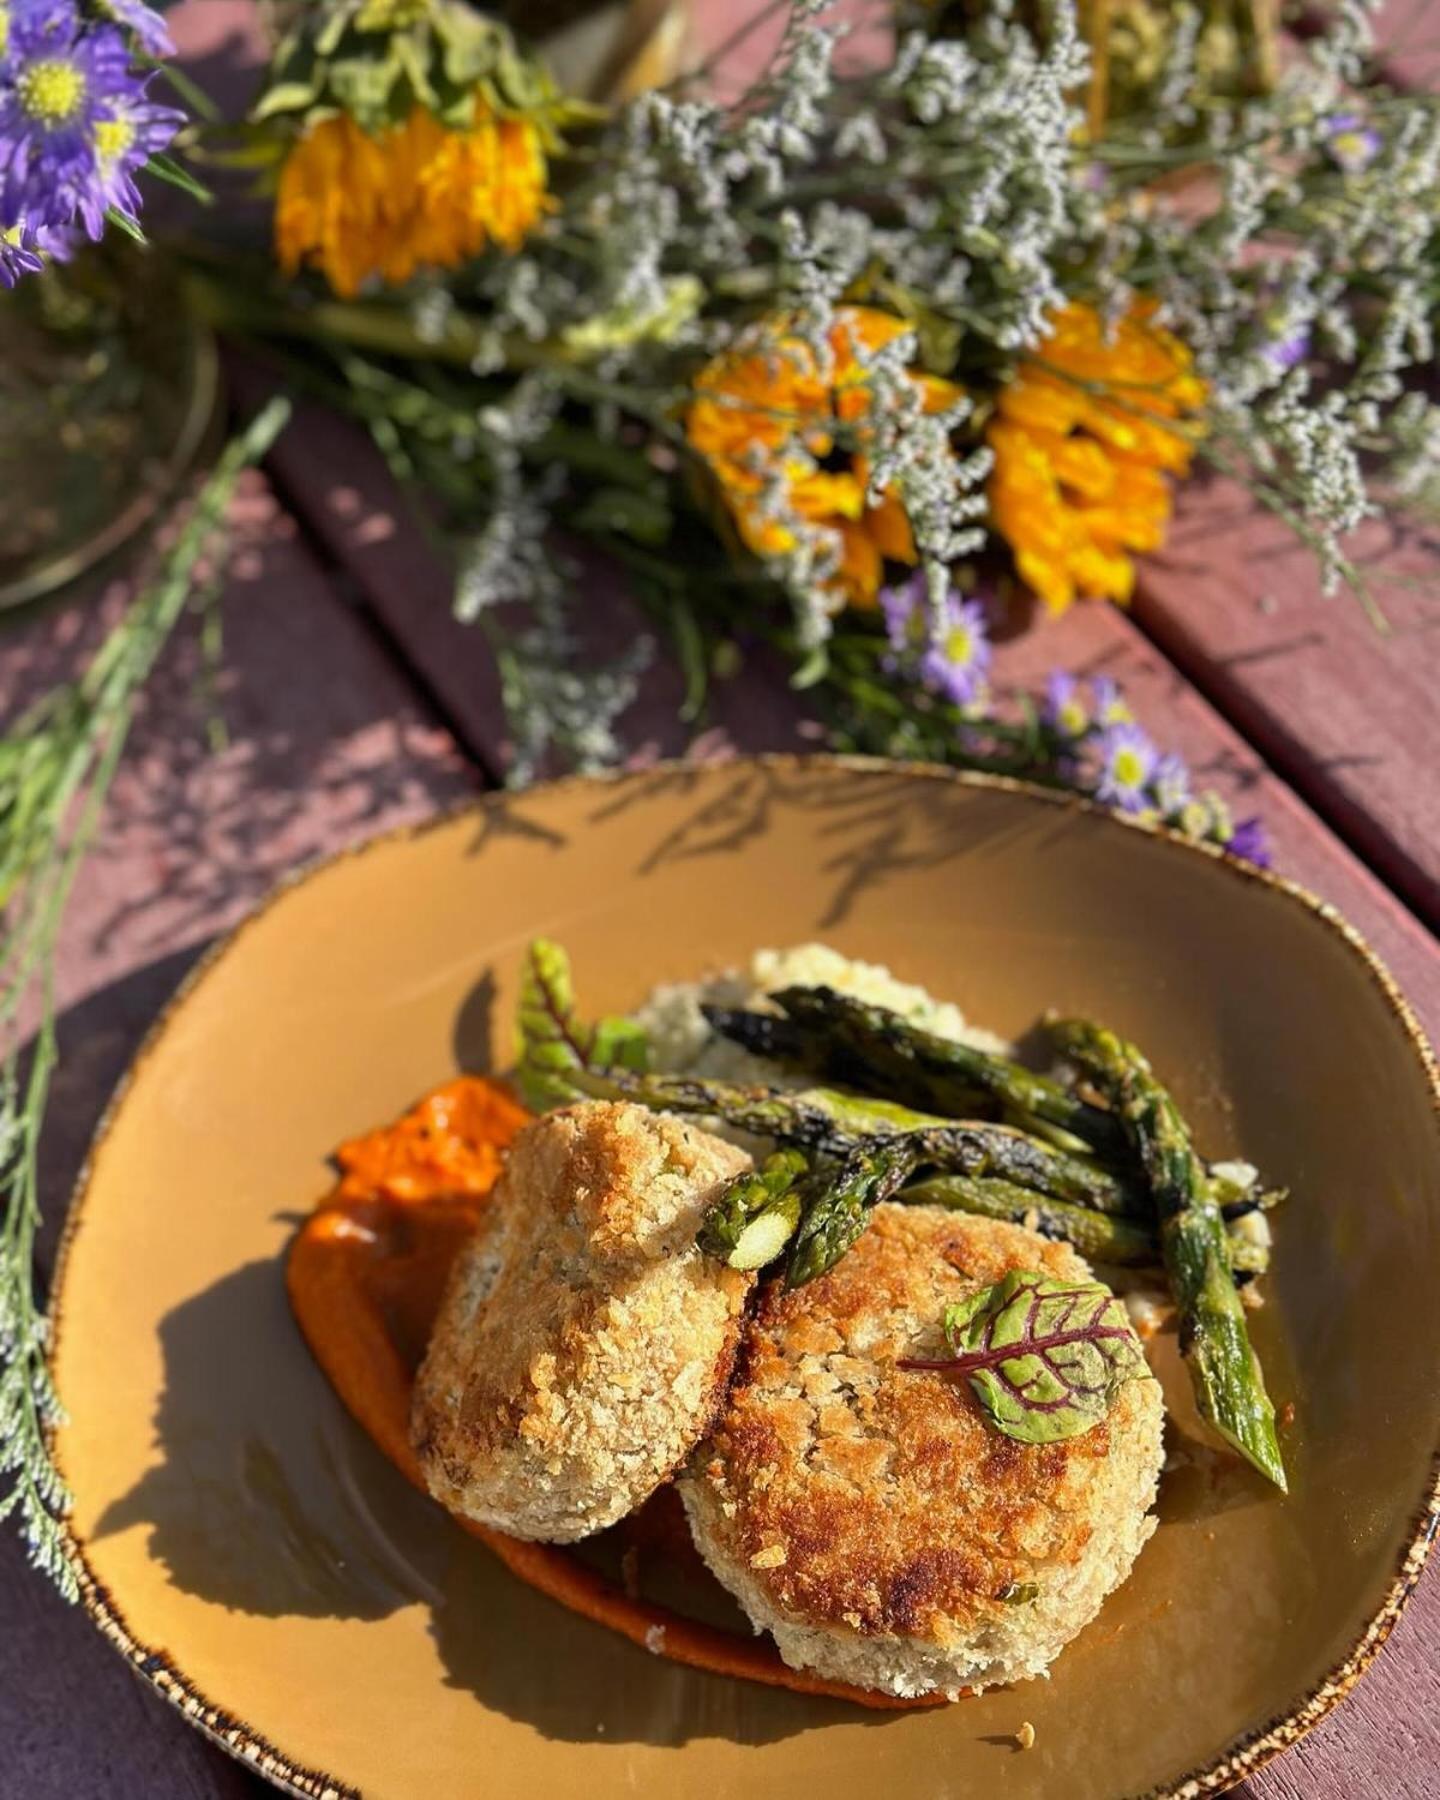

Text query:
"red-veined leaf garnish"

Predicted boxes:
[[898, 1268, 1149, 1444]]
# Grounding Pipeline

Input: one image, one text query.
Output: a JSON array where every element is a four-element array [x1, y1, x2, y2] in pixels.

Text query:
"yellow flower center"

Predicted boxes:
[[95, 116, 135, 164], [19, 59, 86, 125], [0, 8, 10, 62], [1112, 746, 1147, 790], [1057, 699, 1087, 736], [944, 623, 974, 667], [2, 223, 24, 250]]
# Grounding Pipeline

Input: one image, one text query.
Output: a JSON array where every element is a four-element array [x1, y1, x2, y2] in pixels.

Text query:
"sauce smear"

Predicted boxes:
[[287, 1076, 937, 1710]]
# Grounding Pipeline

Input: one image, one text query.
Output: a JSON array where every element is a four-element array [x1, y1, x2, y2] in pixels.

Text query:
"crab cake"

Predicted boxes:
[[679, 1204, 1163, 1697], [412, 1101, 753, 1541]]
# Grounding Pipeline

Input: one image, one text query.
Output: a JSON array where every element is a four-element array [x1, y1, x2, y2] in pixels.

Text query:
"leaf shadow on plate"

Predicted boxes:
[[482, 762, 1067, 933]]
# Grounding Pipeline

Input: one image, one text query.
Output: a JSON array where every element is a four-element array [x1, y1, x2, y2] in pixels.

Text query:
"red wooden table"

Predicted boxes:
[[3, 4, 1438, 1795]]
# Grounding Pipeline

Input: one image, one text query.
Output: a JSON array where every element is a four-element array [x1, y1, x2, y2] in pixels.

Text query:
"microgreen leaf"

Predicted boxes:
[[514, 937, 648, 1111], [901, 1269, 1149, 1444]]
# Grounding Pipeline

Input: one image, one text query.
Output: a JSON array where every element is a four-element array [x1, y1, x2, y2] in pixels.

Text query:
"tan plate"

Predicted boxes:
[[50, 758, 1440, 1800]]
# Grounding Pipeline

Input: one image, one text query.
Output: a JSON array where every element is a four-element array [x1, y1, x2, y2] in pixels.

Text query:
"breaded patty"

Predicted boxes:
[[679, 1204, 1163, 1697], [412, 1101, 753, 1541]]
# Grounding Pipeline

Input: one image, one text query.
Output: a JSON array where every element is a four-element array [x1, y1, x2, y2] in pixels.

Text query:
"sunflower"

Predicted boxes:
[[987, 301, 1206, 613], [275, 97, 551, 298], [685, 307, 960, 609]]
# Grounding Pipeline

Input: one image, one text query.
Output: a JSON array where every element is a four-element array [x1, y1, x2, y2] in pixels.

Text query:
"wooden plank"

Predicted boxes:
[[1134, 478, 1440, 933], [251, 385, 1440, 1040], [0, 469, 474, 1800], [992, 599, 1440, 1038], [1294, 0, 1440, 92]]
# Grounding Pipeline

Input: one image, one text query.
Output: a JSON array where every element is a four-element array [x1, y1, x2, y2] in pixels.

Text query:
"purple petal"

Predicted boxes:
[[1042, 670, 1088, 736], [1095, 722, 1158, 812], [96, 0, 175, 58], [1226, 815, 1272, 868]]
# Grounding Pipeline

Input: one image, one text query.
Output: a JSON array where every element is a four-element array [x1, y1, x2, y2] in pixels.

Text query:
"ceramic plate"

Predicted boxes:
[[50, 759, 1440, 1799]]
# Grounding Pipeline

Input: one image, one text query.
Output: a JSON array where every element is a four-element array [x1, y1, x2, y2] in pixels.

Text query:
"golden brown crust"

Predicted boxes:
[[682, 1204, 1162, 1683], [411, 1102, 753, 1541]]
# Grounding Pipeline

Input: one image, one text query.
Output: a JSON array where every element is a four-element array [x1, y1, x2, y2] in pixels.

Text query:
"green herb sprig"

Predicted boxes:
[[0, 398, 291, 1596]]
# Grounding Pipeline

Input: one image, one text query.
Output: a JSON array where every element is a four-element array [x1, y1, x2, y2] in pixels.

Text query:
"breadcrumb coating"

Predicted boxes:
[[680, 1204, 1163, 1696], [412, 1102, 753, 1541]]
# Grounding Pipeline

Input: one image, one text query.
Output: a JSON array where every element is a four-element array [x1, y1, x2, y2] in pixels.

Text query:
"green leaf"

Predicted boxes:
[[328, 54, 404, 126], [250, 78, 325, 121], [144, 153, 213, 205], [103, 206, 147, 244], [514, 937, 648, 1111], [391, 32, 440, 111], [902, 1269, 1149, 1444], [314, 8, 351, 57]]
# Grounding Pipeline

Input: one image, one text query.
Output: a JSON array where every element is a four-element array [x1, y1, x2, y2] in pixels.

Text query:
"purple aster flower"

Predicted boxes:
[[1225, 815, 1272, 869], [1265, 325, 1310, 372], [1095, 722, 1158, 813], [92, 0, 173, 58], [880, 574, 992, 708], [1152, 750, 1190, 816], [1090, 674, 1134, 727], [0, 215, 45, 282], [879, 570, 924, 660], [2, 0, 80, 67], [0, 11, 136, 238], [90, 77, 181, 219], [1324, 112, 1381, 175], [1042, 671, 1089, 739], [920, 596, 991, 706]]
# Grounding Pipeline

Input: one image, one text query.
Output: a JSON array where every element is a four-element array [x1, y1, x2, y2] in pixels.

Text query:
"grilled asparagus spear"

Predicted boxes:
[[699, 1149, 810, 1270], [1049, 1017, 1286, 1491], [899, 1174, 1158, 1264], [566, 1065, 1144, 1213], [786, 1138, 920, 1288], [704, 986, 1127, 1158], [900, 1175, 1270, 1279]]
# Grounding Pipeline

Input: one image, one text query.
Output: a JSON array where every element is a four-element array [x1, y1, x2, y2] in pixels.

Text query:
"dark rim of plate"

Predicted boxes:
[[43, 756, 1440, 1800]]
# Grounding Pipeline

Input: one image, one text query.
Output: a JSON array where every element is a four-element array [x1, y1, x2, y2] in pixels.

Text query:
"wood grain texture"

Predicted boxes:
[[247, 384, 1440, 1041], [1135, 479, 1440, 933]]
